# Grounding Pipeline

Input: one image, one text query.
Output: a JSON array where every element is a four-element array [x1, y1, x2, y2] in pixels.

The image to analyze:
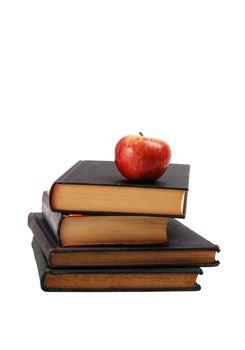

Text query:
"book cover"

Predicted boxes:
[[51, 161, 190, 189], [32, 237, 202, 292], [49, 161, 190, 217], [42, 190, 169, 246], [28, 212, 220, 268]]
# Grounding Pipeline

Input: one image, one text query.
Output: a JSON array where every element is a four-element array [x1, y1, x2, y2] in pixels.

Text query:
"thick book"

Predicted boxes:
[[42, 191, 169, 246], [32, 238, 202, 292], [28, 212, 220, 268], [49, 161, 190, 217]]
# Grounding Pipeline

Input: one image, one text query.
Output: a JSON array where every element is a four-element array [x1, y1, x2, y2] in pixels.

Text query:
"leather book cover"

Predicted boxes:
[[32, 237, 202, 292], [51, 160, 190, 189], [49, 161, 190, 218], [28, 212, 220, 268]]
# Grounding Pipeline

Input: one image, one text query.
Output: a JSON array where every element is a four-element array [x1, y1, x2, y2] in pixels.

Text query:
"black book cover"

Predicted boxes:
[[32, 237, 202, 292], [49, 161, 190, 217], [28, 212, 220, 268], [51, 161, 190, 189]]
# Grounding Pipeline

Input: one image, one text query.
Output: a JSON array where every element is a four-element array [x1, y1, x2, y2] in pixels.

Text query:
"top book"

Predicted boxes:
[[49, 161, 190, 217]]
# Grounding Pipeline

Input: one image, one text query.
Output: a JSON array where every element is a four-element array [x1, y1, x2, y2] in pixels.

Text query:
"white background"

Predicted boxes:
[[0, 1, 244, 349]]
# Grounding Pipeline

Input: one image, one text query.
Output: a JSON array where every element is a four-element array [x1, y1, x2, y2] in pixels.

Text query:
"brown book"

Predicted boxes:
[[49, 161, 190, 217], [28, 212, 220, 268], [32, 237, 202, 292], [42, 191, 169, 246]]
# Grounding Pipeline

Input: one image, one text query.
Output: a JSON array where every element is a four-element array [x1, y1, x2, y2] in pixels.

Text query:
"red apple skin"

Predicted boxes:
[[115, 134, 171, 182]]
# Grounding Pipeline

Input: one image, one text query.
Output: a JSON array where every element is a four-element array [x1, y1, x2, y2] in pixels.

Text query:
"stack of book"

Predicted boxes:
[[28, 160, 220, 292]]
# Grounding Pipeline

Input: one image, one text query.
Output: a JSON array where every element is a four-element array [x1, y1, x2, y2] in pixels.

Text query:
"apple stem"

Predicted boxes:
[[139, 132, 144, 137]]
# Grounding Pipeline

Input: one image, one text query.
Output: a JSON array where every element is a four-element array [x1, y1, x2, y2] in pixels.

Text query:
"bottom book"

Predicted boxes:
[[32, 238, 203, 292]]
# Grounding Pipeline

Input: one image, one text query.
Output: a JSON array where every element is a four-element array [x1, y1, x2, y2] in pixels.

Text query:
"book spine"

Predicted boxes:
[[42, 191, 63, 242], [28, 212, 55, 263], [31, 237, 48, 291]]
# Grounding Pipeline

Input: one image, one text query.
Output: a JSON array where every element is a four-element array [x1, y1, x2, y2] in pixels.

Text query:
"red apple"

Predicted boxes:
[[115, 133, 171, 182]]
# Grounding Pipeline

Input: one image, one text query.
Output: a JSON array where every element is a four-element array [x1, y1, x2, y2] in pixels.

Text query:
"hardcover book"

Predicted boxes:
[[32, 238, 202, 292], [49, 161, 190, 217], [42, 191, 169, 246], [28, 212, 220, 268]]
